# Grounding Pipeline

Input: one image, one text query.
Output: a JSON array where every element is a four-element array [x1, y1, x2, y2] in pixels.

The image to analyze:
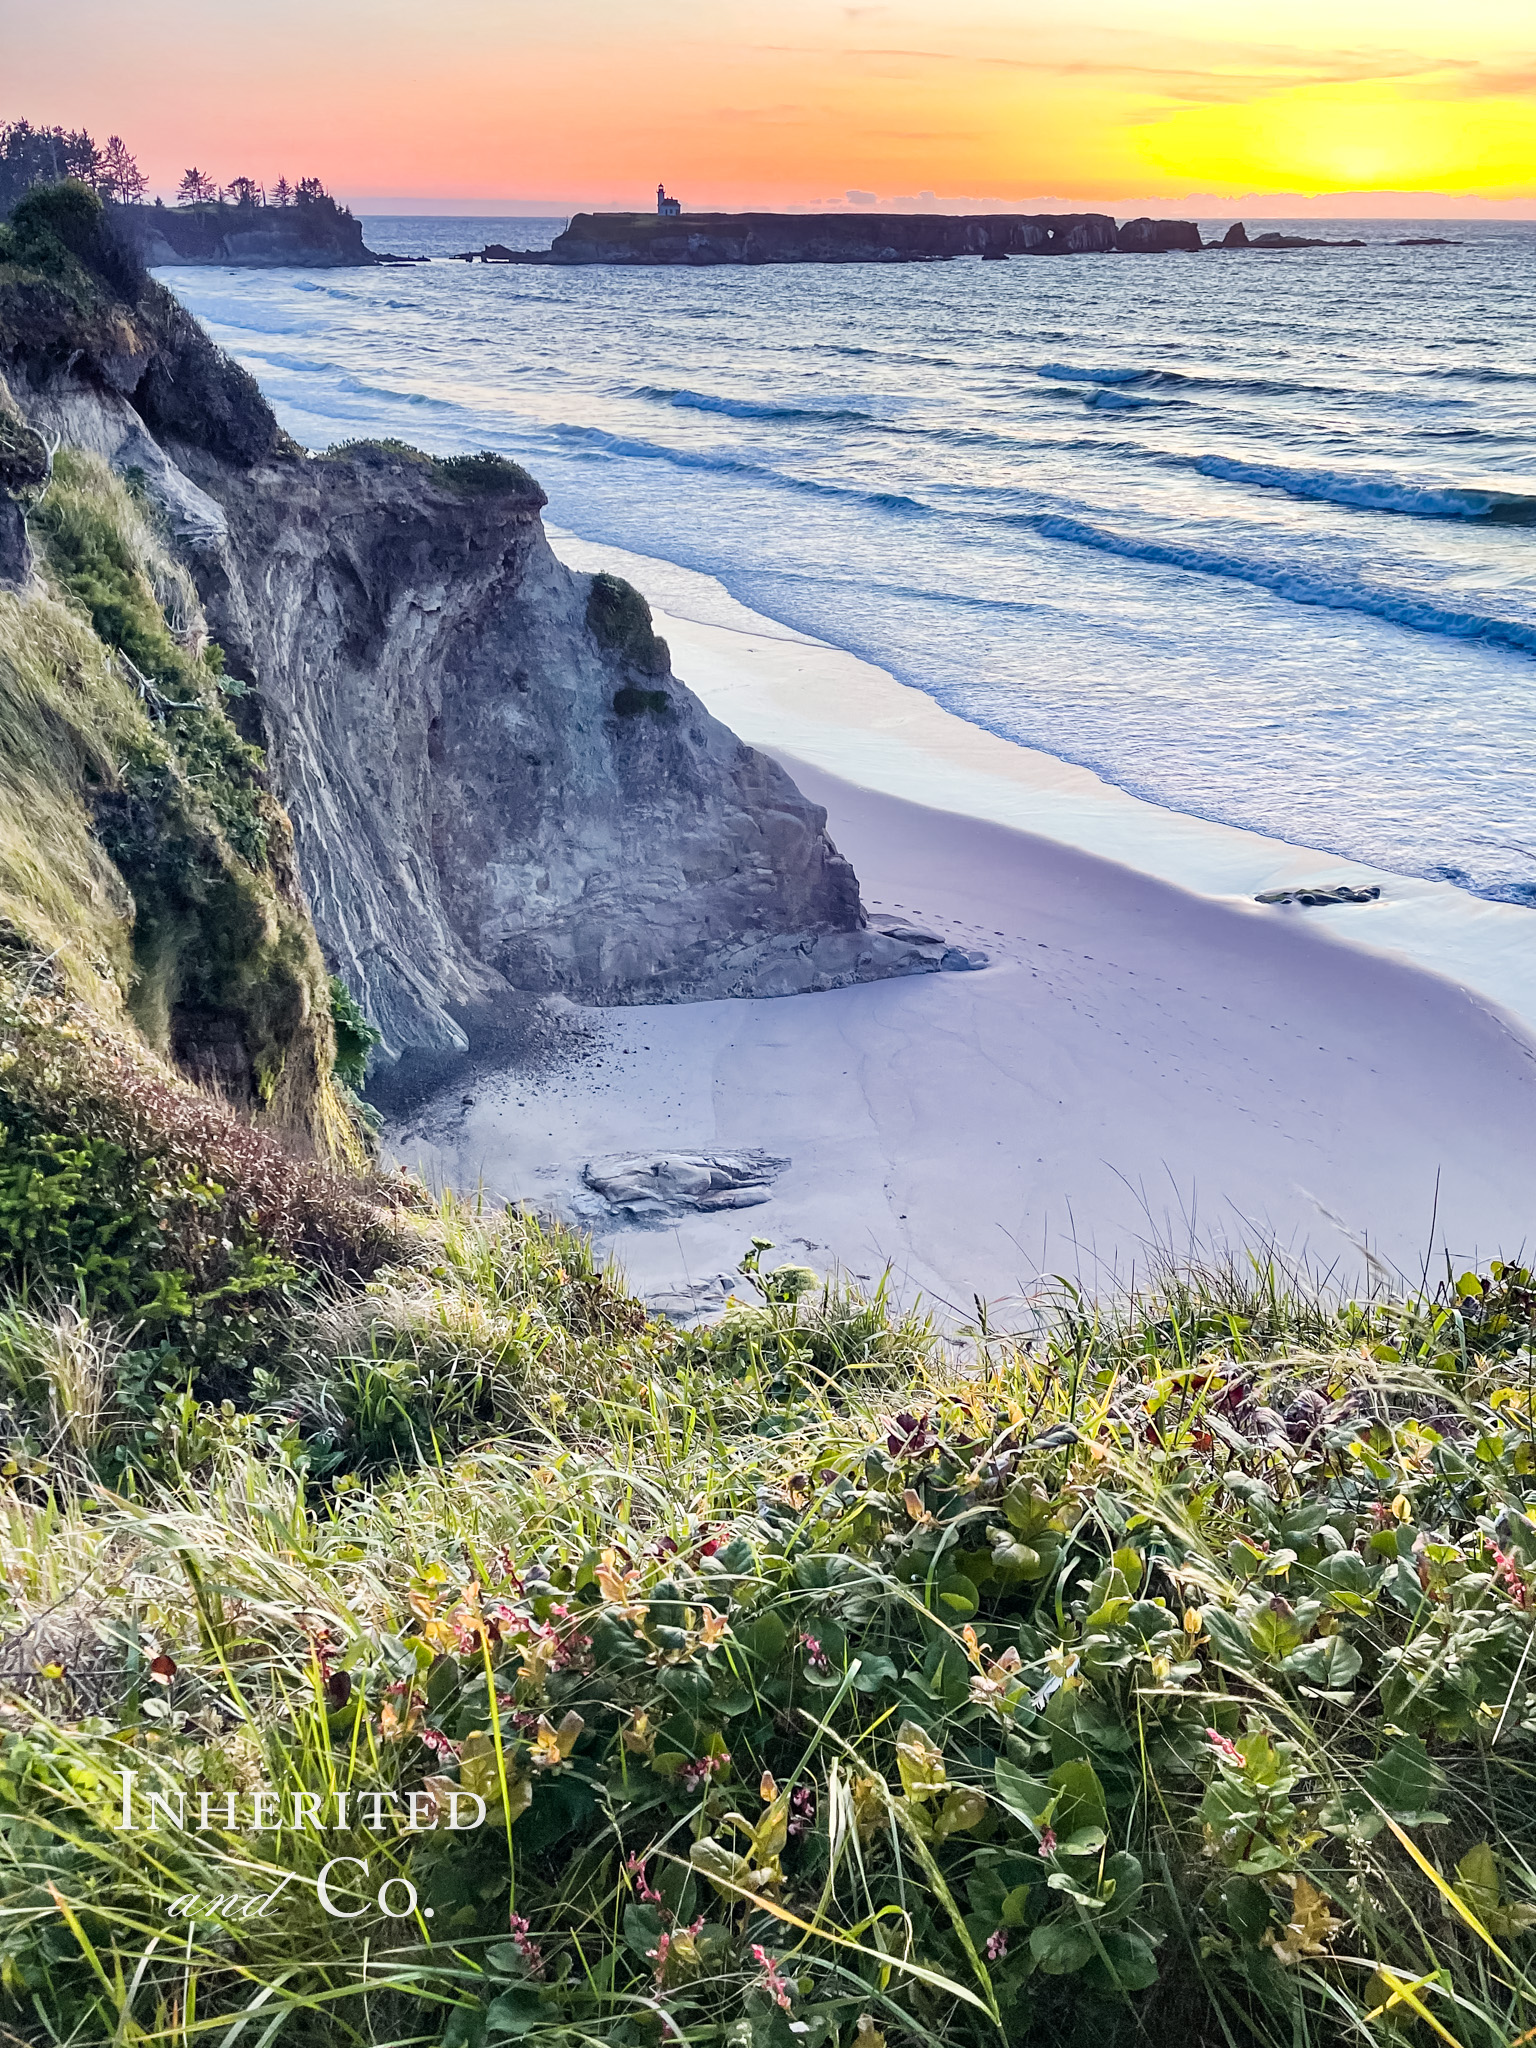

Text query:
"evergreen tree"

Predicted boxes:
[[98, 135, 146, 203]]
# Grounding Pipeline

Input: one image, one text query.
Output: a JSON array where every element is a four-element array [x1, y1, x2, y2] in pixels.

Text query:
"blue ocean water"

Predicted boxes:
[[159, 217, 1536, 904]]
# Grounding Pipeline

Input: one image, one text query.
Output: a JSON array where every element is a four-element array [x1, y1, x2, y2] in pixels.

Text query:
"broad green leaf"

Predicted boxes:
[[994, 1759, 1054, 1825], [1248, 1605, 1305, 1660], [1030, 1918, 1097, 1974], [1049, 1758, 1109, 1838], [1101, 1851, 1144, 1921], [690, 1836, 753, 1897], [1363, 1734, 1447, 1822], [486, 1987, 546, 2037], [933, 1787, 988, 1839], [1091, 1929, 1160, 1991], [1282, 1634, 1362, 1688], [932, 1573, 981, 1620], [1110, 1546, 1145, 1593]]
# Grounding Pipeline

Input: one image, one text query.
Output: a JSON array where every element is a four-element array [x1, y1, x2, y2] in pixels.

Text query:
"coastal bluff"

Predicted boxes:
[[1, 186, 943, 1099], [111, 197, 375, 267], [548, 210, 1203, 264]]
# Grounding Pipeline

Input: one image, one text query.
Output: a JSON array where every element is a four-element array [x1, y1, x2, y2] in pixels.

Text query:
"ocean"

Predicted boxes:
[[158, 216, 1536, 907]]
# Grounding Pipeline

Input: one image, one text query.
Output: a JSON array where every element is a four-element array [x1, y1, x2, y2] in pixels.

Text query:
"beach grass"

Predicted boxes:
[[2, 1153, 1533, 2046]]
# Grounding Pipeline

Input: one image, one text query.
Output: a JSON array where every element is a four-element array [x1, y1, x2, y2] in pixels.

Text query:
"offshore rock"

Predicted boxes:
[[551, 210, 1142, 264], [1114, 217, 1203, 254]]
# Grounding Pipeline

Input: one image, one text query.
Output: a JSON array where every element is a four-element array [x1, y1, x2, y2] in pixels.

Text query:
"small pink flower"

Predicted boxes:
[[1037, 1827, 1057, 1858], [507, 1911, 545, 1978], [751, 1944, 793, 2012], [1205, 1727, 1244, 1764], [799, 1633, 832, 1674], [1492, 1548, 1531, 1610], [626, 1853, 664, 1908], [985, 1928, 1009, 1962], [679, 1752, 731, 1790], [788, 1784, 816, 1838]]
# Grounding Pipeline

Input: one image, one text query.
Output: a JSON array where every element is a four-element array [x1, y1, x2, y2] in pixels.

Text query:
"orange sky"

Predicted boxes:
[[8, 0, 1536, 212]]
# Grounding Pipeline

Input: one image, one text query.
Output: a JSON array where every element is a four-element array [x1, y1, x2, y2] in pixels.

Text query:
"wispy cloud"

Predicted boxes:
[[814, 30, 1490, 108]]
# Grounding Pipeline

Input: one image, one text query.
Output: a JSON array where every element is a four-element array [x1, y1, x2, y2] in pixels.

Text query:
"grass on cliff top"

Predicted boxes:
[[317, 439, 545, 502], [2, 1182, 1534, 2048]]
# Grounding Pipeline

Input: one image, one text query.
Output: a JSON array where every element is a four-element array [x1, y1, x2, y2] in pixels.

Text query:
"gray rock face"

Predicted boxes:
[[0, 372, 49, 587], [5, 247, 946, 1099], [9, 316, 943, 1085], [153, 441, 936, 1066], [0, 496, 28, 588], [584, 1150, 789, 1222], [1255, 882, 1381, 908]]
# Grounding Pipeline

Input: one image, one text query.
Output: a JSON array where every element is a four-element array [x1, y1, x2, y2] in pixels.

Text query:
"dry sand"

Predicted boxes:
[[387, 538, 1536, 1318]]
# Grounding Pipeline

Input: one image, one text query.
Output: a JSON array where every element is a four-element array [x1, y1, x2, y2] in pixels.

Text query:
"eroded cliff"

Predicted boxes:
[[2, 183, 930, 1104]]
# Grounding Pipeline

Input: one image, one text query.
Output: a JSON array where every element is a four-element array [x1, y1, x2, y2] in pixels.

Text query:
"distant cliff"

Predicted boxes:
[[112, 197, 375, 268], [549, 210, 1203, 265]]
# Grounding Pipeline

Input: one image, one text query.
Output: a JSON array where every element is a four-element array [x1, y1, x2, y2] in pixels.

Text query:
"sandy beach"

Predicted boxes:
[[388, 538, 1536, 1318]]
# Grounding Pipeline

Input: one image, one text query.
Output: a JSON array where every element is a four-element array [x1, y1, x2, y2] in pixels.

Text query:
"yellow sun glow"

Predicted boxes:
[[1130, 83, 1536, 195]]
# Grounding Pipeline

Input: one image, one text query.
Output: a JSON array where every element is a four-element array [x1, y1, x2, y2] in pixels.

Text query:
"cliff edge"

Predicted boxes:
[[111, 196, 375, 268]]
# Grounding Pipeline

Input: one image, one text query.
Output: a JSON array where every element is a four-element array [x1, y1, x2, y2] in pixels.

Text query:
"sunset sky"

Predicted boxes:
[[8, 0, 1536, 213]]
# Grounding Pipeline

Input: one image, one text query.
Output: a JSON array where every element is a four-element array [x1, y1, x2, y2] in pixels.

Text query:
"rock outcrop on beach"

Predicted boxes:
[[549, 210, 1203, 265], [2, 186, 932, 1094], [111, 197, 375, 267]]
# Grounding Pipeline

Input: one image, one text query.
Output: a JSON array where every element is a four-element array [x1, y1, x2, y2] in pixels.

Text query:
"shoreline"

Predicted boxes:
[[548, 530, 1536, 1050], [384, 533, 1536, 1316]]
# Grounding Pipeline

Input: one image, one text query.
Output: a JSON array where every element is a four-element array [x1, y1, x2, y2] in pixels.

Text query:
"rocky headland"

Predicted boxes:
[[0, 181, 941, 1127], [546, 209, 1203, 264], [111, 196, 377, 267]]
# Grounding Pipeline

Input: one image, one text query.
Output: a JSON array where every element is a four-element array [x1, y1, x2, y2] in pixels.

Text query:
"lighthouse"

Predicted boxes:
[[657, 183, 682, 216]]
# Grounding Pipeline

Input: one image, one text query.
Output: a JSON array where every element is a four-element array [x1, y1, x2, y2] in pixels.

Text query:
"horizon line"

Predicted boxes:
[[337, 192, 1536, 221]]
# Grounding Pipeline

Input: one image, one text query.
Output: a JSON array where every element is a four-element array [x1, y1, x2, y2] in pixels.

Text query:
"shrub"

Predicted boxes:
[[431, 449, 542, 500], [0, 961, 402, 1395], [612, 684, 670, 717], [587, 570, 670, 676], [315, 443, 544, 504], [328, 975, 381, 1091]]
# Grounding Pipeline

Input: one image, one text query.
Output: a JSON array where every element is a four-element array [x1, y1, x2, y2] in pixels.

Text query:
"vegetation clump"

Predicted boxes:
[[614, 685, 671, 717], [588, 569, 671, 676], [317, 441, 544, 504], [1, 1181, 1533, 2047], [431, 449, 543, 500], [1, 443, 354, 1152], [0, 956, 400, 1402]]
